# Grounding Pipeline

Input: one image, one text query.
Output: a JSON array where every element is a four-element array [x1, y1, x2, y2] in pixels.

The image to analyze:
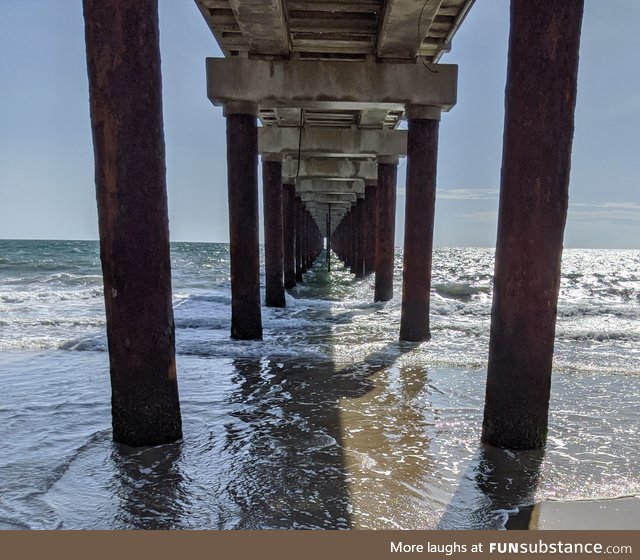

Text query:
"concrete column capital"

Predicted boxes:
[[261, 154, 282, 163], [223, 101, 259, 117], [377, 155, 400, 165], [405, 104, 441, 121]]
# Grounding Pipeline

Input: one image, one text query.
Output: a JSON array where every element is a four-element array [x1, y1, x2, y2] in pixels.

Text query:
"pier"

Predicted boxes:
[[82, 0, 584, 449]]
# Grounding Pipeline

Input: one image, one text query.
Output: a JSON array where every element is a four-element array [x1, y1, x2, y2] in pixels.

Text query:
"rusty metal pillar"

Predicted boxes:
[[301, 207, 308, 273], [326, 208, 332, 271], [400, 106, 440, 342], [482, 0, 584, 450], [364, 184, 377, 275], [262, 157, 286, 307], [283, 184, 296, 289], [294, 197, 303, 282], [348, 210, 355, 269], [342, 215, 349, 267], [83, 0, 182, 446], [350, 206, 358, 274], [310, 214, 316, 264], [355, 200, 365, 278], [305, 211, 311, 270], [375, 158, 398, 302], [224, 102, 262, 340]]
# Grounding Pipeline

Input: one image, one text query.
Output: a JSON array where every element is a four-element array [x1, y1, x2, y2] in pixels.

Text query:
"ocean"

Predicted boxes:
[[0, 239, 638, 529]]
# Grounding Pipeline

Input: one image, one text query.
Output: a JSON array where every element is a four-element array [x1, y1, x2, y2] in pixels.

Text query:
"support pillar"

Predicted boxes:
[[375, 158, 398, 302], [301, 207, 308, 272], [304, 211, 311, 270], [364, 184, 377, 275], [262, 157, 286, 307], [83, 0, 182, 446], [283, 184, 296, 289], [326, 209, 331, 271], [295, 197, 303, 281], [350, 206, 358, 274], [225, 102, 262, 340], [482, 0, 584, 450], [399, 106, 440, 342], [355, 200, 365, 278]]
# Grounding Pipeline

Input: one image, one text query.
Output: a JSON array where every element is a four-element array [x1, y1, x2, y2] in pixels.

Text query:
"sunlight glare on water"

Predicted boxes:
[[0, 241, 638, 529]]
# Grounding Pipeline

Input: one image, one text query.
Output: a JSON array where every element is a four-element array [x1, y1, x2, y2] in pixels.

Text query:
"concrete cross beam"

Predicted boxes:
[[300, 193, 357, 204], [307, 204, 351, 216], [258, 127, 408, 158], [378, 0, 443, 59], [283, 158, 377, 181], [309, 205, 348, 227], [310, 208, 347, 217], [207, 58, 457, 111], [296, 179, 365, 194]]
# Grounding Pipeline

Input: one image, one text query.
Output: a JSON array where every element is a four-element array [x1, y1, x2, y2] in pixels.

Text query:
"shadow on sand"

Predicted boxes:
[[107, 254, 416, 529]]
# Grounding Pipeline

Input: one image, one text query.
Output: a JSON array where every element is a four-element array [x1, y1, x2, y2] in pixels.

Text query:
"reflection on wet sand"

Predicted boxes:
[[339, 363, 437, 528], [438, 446, 545, 529], [111, 442, 187, 529], [220, 357, 375, 529]]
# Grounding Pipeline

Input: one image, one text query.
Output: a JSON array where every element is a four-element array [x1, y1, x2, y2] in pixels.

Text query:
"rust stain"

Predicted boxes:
[[167, 358, 177, 381]]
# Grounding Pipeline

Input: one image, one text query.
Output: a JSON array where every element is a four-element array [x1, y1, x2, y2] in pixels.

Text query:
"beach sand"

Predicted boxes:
[[507, 497, 640, 530]]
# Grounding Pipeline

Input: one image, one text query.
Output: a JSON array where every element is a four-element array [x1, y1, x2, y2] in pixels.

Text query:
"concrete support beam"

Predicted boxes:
[[482, 0, 584, 450], [400, 113, 440, 342], [227, 0, 290, 56], [207, 58, 458, 111], [296, 179, 365, 195], [259, 127, 408, 158], [300, 192, 356, 204], [374, 161, 398, 302], [226, 111, 263, 340], [83, 0, 182, 447], [378, 0, 443, 59], [283, 184, 296, 289], [262, 159, 286, 307], [284, 158, 377, 182]]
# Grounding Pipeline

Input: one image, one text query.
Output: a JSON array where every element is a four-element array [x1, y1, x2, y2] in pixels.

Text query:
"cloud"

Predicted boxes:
[[456, 211, 498, 223], [397, 186, 498, 199], [438, 188, 499, 200], [568, 201, 640, 223]]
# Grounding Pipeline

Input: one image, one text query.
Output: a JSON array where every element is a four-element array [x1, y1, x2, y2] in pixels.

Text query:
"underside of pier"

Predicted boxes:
[[82, 0, 584, 449]]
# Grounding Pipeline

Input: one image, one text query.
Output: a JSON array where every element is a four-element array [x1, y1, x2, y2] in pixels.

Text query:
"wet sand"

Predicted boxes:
[[507, 497, 640, 530]]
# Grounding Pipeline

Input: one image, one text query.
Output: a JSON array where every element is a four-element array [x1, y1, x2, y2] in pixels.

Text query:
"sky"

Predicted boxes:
[[0, 1, 638, 248]]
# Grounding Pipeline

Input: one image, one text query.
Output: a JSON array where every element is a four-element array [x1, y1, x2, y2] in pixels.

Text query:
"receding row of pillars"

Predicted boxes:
[[264, 161, 323, 306], [83, 0, 583, 450], [331, 110, 439, 344], [263, 161, 323, 307]]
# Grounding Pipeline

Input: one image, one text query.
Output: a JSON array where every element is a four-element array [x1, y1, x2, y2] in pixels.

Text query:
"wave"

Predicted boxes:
[[0, 317, 105, 328], [433, 282, 490, 300], [0, 288, 103, 304], [59, 336, 107, 352], [556, 329, 640, 343]]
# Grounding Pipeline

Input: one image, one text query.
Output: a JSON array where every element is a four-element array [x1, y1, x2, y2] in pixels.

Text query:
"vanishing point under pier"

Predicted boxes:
[[82, 0, 584, 452]]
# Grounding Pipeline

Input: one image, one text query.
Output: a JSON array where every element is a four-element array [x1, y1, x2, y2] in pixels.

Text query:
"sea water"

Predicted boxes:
[[0, 240, 638, 529]]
